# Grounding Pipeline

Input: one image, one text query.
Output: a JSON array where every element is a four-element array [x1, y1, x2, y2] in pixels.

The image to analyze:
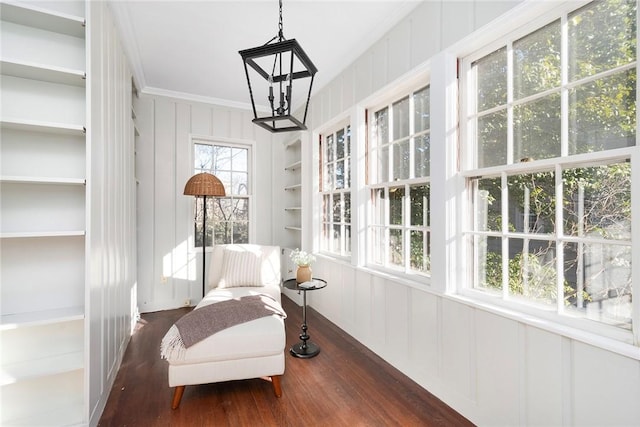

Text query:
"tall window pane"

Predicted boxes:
[[368, 84, 431, 277], [513, 20, 561, 99], [193, 140, 250, 246], [569, 70, 637, 154], [568, 0, 637, 81], [465, 0, 636, 333], [320, 124, 352, 257], [475, 47, 507, 112]]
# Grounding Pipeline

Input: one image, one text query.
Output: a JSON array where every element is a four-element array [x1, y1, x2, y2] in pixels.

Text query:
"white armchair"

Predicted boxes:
[[163, 244, 286, 409]]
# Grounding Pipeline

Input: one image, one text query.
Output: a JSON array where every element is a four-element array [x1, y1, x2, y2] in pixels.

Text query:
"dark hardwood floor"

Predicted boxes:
[[98, 295, 474, 427]]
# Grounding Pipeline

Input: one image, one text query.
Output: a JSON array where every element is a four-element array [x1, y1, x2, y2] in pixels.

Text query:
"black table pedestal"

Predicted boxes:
[[290, 288, 320, 358], [283, 277, 327, 359]]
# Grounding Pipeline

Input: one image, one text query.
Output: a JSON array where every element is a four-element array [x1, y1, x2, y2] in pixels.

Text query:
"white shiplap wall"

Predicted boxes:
[[292, 0, 640, 426], [86, 2, 137, 425], [135, 97, 276, 312]]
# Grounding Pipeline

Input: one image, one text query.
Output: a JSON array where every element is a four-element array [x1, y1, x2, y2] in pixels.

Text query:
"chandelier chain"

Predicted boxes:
[[278, 0, 284, 41]]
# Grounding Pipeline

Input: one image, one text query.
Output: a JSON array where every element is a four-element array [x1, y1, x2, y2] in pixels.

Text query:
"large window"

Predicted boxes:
[[368, 85, 431, 276], [193, 139, 251, 246], [320, 123, 352, 257], [463, 0, 636, 331]]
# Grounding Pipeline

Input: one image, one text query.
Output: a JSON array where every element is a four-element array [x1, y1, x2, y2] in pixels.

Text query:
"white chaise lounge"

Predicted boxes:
[[161, 244, 286, 409]]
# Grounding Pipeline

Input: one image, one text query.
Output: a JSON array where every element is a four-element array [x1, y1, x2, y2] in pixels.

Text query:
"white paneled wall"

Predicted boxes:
[[306, 258, 640, 426], [290, 0, 640, 426], [135, 96, 275, 312], [86, 2, 137, 425]]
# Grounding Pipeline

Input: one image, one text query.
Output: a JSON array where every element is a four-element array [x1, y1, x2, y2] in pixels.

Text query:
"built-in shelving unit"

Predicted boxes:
[[282, 138, 302, 248], [0, 1, 87, 424]]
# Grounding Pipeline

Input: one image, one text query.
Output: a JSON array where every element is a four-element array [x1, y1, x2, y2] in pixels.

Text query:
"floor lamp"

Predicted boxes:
[[184, 172, 226, 298]]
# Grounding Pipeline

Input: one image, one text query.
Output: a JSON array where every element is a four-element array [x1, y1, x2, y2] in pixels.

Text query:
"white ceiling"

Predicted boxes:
[[110, 0, 421, 110]]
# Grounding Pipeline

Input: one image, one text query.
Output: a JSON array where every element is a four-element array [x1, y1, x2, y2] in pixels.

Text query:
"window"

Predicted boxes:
[[193, 139, 251, 246], [368, 85, 431, 276], [320, 123, 352, 256], [463, 0, 636, 331]]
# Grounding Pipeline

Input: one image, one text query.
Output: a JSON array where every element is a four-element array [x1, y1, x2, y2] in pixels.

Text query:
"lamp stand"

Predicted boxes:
[[201, 195, 207, 298], [183, 172, 225, 301]]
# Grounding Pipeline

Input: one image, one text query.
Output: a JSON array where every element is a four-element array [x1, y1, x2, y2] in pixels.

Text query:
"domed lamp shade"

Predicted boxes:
[[184, 173, 226, 297], [183, 172, 226, 197]]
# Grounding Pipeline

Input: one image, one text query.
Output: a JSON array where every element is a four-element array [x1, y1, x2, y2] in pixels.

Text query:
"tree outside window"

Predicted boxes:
[[320, 124, 351, 256], [193, 141, 250, 247], [368, 85, 431, 275], [465, 0, 636, 330]]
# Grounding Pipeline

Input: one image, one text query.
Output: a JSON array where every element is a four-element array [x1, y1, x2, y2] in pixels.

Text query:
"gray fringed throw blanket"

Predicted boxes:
[[160, 294, 286, 361]]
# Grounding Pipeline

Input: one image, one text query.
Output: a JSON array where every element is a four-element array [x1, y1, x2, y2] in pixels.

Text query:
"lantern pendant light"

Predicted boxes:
[[239, 0, 318, 133]]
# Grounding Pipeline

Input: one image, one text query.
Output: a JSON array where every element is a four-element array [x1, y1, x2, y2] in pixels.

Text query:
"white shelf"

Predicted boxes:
[[285, 138, 301, 148], [0, 1, 85, 38], [284, 160, 302, 171], [285, 226, 302, 231], [0, 306, 84, 330], [1, 58, 85, 87], [1, 398, 84, 427], [0, 3, 87, 425], [284, 183, 302, 191], [0, 230, 85, 239], [0, 351, 83, 385], [0, 118, 85, 135], [0, 176, 85, 185]]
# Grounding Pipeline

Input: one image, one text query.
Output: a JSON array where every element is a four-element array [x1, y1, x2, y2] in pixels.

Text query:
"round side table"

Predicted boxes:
[[283, 278, 327, 358]]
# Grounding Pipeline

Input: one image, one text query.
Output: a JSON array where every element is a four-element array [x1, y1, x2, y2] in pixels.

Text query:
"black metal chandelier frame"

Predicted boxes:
[[239, 0, 318, 133]]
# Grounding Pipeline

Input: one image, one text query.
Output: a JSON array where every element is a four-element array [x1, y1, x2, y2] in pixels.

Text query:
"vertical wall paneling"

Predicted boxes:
[[293, 1, 640, 425], [384, 283, 410, 367], [190, 104, 211, 135], [353, 270, 373, 341], [342, 65, 356, 109], [175, 102, 193, 303], [525, 327, 564, 426], [153, 99, 177, 302], [440, 299, 473, 400], [409, 2, 442, 69], [387, 20, 411, 83], [371, 39, 388, 95], [134, 95, 154, 309], [87, 0, 104, 417], [330, 75, 342, 117], [354, 52, 374, 106], [136, 96, 274, 312], [474, 311, 520, 426], [340, 265, 357, 334], [409, 290, 439, 381], [86, 1, 137, 424], [571, 342, 640, 426], [369, 275, 387, 354], [440, 0, 475, 48]]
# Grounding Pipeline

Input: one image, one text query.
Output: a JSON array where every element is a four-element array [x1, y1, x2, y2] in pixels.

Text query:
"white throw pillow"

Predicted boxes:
[[217, 248, 262, 288]]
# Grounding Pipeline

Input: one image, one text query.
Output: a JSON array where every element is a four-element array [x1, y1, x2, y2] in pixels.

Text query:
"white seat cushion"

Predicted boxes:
[[166, 287, 285, 366]]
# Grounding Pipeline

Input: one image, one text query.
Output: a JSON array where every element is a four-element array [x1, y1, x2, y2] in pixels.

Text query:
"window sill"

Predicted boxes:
[[314, 253, 639, 360], [449, 290, 640, 361], [315, 252, 432, 291]]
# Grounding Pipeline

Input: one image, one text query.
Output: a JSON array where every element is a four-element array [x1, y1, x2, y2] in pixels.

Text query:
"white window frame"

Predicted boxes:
[[365, 83, 432, 282], [319, 120, 352, 259], [190, 135, 255, 248], [457, 0, 639, 345]]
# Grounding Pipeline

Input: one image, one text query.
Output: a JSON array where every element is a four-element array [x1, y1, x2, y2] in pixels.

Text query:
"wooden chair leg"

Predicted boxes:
[[271, 375, 282, 397], [171, 385, 185, 409]]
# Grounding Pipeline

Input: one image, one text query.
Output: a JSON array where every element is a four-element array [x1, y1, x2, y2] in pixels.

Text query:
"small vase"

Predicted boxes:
[[296, 265, 312, 283]]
